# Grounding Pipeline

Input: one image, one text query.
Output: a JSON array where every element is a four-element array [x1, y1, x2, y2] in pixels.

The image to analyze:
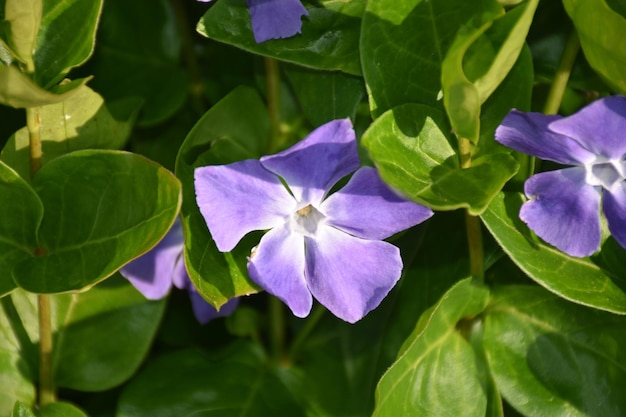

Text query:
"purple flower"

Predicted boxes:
[[120, 219, 239, 324], [194, 119, 433, 323], [198, 0, 308, 43], [496, 96, 626, 257]]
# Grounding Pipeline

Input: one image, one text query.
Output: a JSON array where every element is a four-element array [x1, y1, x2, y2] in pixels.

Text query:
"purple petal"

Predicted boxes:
[[188, 291, 240, 325], [549, 96, 626, 160], [261, 119, 359, 206], [521, 167, 601, 257], [247, 0, 308, 43], [248, 223, 312, 317], [603, 183, 626, 251], [321, 167, 433, 240], [195, 159, 296, 252], [120, 220, 184, 299], [305, 226, 402, 323], [495, 110, 595, 165]]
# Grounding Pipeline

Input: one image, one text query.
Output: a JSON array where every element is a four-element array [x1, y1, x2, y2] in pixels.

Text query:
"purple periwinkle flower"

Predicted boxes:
[[194, 119, 433, 323], [120, 219, 238, 324], [496, 96, 626, 257], [198, 0, 308, 43]]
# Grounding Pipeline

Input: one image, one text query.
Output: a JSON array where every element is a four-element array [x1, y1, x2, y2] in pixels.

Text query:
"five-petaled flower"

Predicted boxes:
[[194, 119, 433, 323], [198, 0, 308, 43], [120, 219, 238, 324], [496, 96, 626, 257]]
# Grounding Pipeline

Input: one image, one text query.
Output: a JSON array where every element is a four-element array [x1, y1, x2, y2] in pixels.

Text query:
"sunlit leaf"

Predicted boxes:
[[0, 0, 42, 70]]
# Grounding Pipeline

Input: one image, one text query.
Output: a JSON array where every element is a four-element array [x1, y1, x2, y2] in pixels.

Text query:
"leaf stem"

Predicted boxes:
[[26, 107, 42, 177], [264, 57, 282, 153], [287, 304, 325, 362], [543, 30, 580, 115], [269, 296, 286, 364], [459, 137, 484, 281]]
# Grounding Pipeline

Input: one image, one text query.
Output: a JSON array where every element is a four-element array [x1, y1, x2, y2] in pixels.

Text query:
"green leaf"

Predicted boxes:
[[481, 192, 626, 314], [1, 85, 142, 179], [0, 0, 42, 70], [33, 0, 103, 88], [0, 353, 34, 416], [0, 65, 88, 108], [361, 0, 501, 117], [483, 285, 626, 416], [37, 402, 88, 417], [0, 161, 42, 296], [372, 278, 490, 416], [176, 86, 268, 308], [197, 0, 364, 75], [361, 103, 518, 214], [117, 343, 306, 417], [563, 0, 626, 94], [12, 150, 181, 293], [285, 67, 364, 126]]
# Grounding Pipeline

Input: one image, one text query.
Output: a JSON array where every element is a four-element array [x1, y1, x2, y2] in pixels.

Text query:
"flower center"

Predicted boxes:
[[290, 204, 326, 237], [585, 158, 625, 190]]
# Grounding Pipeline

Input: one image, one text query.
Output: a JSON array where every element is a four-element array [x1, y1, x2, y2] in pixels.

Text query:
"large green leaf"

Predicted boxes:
[[176, 86, 268, 309], [0, 352, 34, 416], [0, 0, 42, 70], [12, 150, 181, 293], [372, 278, 490, 416], [117, 343, 306, 417], [0, 161, 41, 296], [197, 0, 364, 75], [36, 402, 88, 417], [483, 286, 626, 416], [563, 0, 626, 94], [1, 84, 141, 179], [33, 0, 103, 88], [481, 192, 626, 314], [361, 103, 518, 214]]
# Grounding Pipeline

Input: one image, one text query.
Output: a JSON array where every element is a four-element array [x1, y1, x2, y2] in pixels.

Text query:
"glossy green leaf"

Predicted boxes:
[[1, 85, 141, 179], [0, 161, 41, 296], [0, 0, 42, 70], [197, 0, 364, 75], [373, 278, 490, 416], [362, 103, 518, 214], [0, 353, 34, 416], [285, 67, 364, 126], [361, 0, 501, 117], [37, 402, 88, 417], [117, 343, 306, 417], [12, 150, 181, 293], [481, 192, 626, 314], [88, 0, 185, 126], [0, 65, 88, 108], [33, 0, 103, 88], [483, 285, 626, 416], [563, 0, 626, 94], [176, 86, 267, 308]]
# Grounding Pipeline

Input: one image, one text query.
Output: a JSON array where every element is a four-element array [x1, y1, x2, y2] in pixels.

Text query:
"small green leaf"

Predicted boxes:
[[1, 85, 142, 179], [0, 353, 34, 416], [480, 192, 626, 314], [33, 0, 103, 88], [483, 286, 626, 416], [362, 103, 518, 214], [37, 402, 88, 417], [197, 0, 364, 75], [176, 86, 267, 308], [0, 0, 42, 70], [0, 161, 42, 296], [373, 278, 490, 416], [13, 150, 181, 293]]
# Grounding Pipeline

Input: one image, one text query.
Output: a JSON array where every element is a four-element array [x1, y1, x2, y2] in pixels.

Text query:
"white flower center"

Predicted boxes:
[[585, 158, 625, 190], [290, 204, 326, 237]]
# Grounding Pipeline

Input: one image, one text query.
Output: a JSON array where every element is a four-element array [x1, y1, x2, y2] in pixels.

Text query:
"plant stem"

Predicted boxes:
[[26, 107, 42, 177], [543, 30, 580, 115], [287, 304, 325, 362], [269, 296, 286, 364], [458, 137, 484, 281], [264, 57, 282, 153]]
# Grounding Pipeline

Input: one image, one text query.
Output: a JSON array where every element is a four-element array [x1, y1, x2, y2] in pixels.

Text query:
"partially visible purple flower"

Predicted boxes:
[[198, 0, 308, 43], [120, 219, 238, 324], [496, 96, 626, 257], [194, 119, 433, 323]]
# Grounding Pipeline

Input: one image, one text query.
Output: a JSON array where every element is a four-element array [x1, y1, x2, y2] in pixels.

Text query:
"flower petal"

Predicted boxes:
[[305, 226, 402, 323], [521, 167, 601, 257], [248, 224, 312, 317], [120, 220, 184, 299], [549, 96, 626, 160], [261, 119, 359, 205], [195, 159, 296, 252], [321, 167, 433, 239], [495, 110, 595, 165], [603, 182, 626, 251], [247, 0, 308, 43], [188, 292, 240, 325]]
